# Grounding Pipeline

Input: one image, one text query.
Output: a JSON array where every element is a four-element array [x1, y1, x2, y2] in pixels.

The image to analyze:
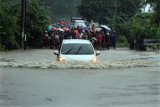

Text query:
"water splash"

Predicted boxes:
[[0, 58, 157, 69], [0, 49, 159, 69]]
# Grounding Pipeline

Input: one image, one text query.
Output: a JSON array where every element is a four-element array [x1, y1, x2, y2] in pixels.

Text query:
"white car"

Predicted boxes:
[[54, 39, 100, 63]]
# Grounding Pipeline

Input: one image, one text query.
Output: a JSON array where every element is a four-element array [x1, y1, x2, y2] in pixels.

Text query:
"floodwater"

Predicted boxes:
[[0, 48, 160, 107], [0, 48, 160, 69]]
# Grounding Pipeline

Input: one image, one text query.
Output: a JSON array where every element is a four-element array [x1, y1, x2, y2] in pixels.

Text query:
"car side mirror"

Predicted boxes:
[[96, 51, 100, 56], [54, 51, 59, 56]]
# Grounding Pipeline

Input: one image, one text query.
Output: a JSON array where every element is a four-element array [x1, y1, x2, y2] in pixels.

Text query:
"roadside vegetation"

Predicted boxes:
[[0, 0, 49, 50], [79, 0, 160, 50]]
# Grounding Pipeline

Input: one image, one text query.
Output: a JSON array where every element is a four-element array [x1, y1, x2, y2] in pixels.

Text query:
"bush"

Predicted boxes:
[[116, 42, 129, 47], [0, 47, 5, 51], [147, 45, 159, 50], [118, 36, 127, 43], [116, 36, 128, 47]]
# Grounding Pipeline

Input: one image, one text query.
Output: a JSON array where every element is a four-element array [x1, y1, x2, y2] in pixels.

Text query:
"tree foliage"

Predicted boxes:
[[26, 0, 49, 47], [0, 0, 20, 49], [79, 0, 142, 24], [79, 0, 115, 23], [79, 0, 160, 41], [146, 0, 160, 26], [129, 13, 155, 38], [44, 0, 82, 22], [0, 0, 49, 50]]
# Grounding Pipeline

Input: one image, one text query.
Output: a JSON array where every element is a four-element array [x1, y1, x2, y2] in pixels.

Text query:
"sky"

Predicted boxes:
[[144, 4, 152, 12], [145, 4, 150, 12]]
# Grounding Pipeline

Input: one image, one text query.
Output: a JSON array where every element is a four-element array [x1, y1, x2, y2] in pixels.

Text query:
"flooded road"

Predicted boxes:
[[0, 48, 160, 69], [0, 48, 160, 107]]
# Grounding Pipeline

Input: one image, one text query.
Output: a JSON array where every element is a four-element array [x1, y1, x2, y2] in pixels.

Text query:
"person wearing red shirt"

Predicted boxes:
[[73, 28, 79, 39], [97, 32, 102, 50]]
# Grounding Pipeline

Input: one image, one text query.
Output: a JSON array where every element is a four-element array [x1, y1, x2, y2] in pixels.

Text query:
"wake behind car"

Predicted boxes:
[[54, 39, 100, 63]]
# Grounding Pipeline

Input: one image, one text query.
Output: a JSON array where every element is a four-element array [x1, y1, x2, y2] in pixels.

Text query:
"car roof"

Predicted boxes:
[[75, 20, 85, 22], [62, 39, 91, 44]]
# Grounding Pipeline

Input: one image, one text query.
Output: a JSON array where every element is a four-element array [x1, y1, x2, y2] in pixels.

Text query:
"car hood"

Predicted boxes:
[[60, 54, 95, 62]]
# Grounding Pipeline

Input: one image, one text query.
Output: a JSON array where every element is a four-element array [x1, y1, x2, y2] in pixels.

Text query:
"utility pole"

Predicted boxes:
[[0, 26, 2, 48], [21, 0, 26, 49]]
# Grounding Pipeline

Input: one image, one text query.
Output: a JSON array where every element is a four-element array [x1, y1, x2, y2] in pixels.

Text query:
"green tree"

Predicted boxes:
[[146, 0, 160, 26], [0, 0, 50, 50], [44, 0, 82, 22], [26, 0, 49, 47], [79, 0, 116, 23], [0, 0, 20, 49], [79, 0, 142, 24]]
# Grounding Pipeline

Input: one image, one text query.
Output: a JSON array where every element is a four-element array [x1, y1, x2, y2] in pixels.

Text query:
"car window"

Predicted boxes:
[[75, 22, 85, 25], [61, 43, 94, 55]]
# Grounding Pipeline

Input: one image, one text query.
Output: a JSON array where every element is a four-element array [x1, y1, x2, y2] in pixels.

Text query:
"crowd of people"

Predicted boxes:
[[43, 23, 117, 50]]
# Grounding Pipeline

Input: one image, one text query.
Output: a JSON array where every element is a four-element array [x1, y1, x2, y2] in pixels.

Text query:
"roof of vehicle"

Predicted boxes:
[[75, 20, 85, 23], [71, 17, 84, 21], [62, 39, 91, 44]]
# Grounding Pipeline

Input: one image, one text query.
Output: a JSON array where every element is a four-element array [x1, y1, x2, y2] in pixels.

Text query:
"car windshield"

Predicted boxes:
[[61, 43, 94, 55], [75, 23, 85, 26]]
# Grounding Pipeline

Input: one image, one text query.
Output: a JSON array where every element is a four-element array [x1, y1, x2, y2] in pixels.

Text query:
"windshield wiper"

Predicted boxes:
[[62, 46, 75, 54], [75, 45, 83, 54], [62, 44, 83, 54]]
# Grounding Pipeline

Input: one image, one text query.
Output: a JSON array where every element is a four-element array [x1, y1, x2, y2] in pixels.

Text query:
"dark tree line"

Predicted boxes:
[[79, 0, 142, 24], [44, 0, 82, 22]]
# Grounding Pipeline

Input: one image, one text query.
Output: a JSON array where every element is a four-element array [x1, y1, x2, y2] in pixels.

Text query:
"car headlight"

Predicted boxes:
[[92, 56, 97, 63], [58, 57, 64, 62]]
